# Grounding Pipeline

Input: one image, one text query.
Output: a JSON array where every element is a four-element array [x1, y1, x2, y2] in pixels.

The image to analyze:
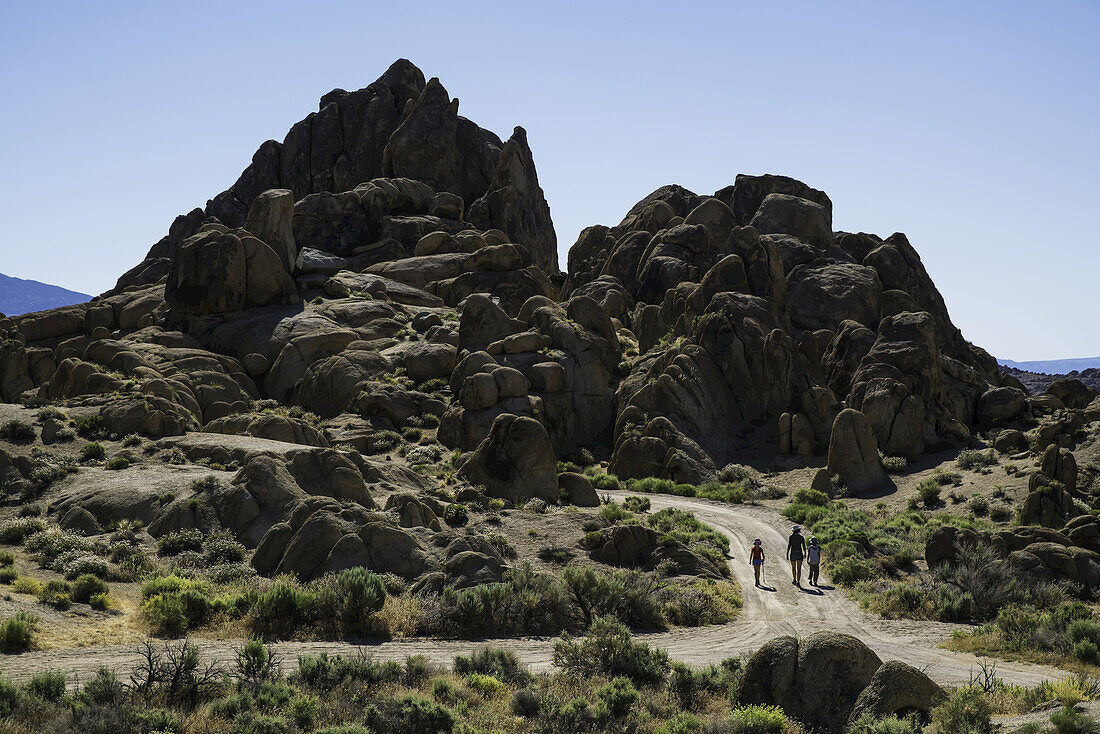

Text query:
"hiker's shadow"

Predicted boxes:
[[816, 584, 835, 591], [800, 586, 824, 596], [756, 584, 777, 593]]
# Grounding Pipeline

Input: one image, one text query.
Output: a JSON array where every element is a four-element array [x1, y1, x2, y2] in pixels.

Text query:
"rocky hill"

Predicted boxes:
[[1004, 365, 1100, 396], [1, 58, 1097, 585], [0, 272, 90, 316]]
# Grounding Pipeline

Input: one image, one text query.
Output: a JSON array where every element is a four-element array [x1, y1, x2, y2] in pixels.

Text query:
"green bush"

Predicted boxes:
[[930, 687, 993, 734], [917, 479, 941, 507], [957, 449, 997, 471], [0, 420, 36, 442], [881, 455, 908, 475], [1050, 707, 1099, 734], [143, 593, 189, 634], [968, 494, 989, 516], [596, 676, 638, 717], [0, 611, 38, 652], [443, 503, 468, 526], [0, 677, 17, 717], [316, 726, 372, 734], [252, 582, 315, 639], [157, 529, 204, 556], [0, 567, 17, 584], [131, 706, 183, 733], [552, 616, 670, 684], [25, 669, 66, 702], [73, 414, 106, 439], [656, 712, 703, 733], [81, 667, 124, 706], [454, 646, 530, 685], [367, 693, 456, 733], [829, 555, 877, 586], [105, 456, 130, 470], [89, 591, 111, 610], [0, 550, 14, 567], [71, 573, 109, 604], [335, 566, 386, 635], [511, 687, 540, 717], [728, 704, 790, 733], [590, 473, 623, 491], [846, 712, 923, 734], [39, 579, 72, 609], [0, 517, 45, 543], [79, 442, 106, 461], [1073, 639, 1099, 664], [623, 496, 651, 513]]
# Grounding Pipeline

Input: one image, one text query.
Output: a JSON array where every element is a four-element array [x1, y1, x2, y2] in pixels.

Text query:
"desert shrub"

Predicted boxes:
[[39, 579, 72, 609], [80, 441, 106, 461], [204, 531, 246, 564], [36, 407, 67, 422], [938, 588, 976, 622], [141, 574, 203, 598], [365, 430, 401, 453], [917, 479, 941, 507], [936, 545, 1019, 622], [596, 676, 638, 717], [0, 677, 17, 717], [1050, 707, 1098, 734], [511, 687, 541, 717], [157, 529, 204, 556], [989, 506, 1012, 522], [0, 611, 38, 652], [443, 503, 468, 526], [79, 667, 125, 707], [464, 672, 504, 697], [968, 494, 989, 516], [552, 616, 670, 684], [1073, 639, 1099, 663], [728, 704, 790, 733], [881, 454, 908, 475], [71, 573, 109, 603], [90, 591, 110, 610], [847, 713, 923, 734], [25, 669, 66, 702], [0, 567, 17, 584], [957, 449, 997, 471], [929, 687, 993, 734], [73, 414, 106, 439], [316, 727, 371, 734], [62, 554, 109, 579], [0, 551, 14, 567], [402, 427, 422, 442], [600, 503, 634, 525], [717, 463, 759, 487], [407, 445, 442, 464], [403, 654, 439, 685], [0, 420, 35, 442], [105, 456, 130, 470], [0, 517, 45, 543], [829, 555, 877, 586], [623, 496, 651, 513], [288, 694, 319, 729], [252, 581, 315, 639], [590, 472, 623, 491], [334, 566, 386, 635], [454, 645, 530, 684], [144, 593, 189, 634], [366, 693, 455, 734]]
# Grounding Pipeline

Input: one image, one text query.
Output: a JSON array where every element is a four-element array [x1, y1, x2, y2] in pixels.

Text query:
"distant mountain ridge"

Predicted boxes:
[[0, 272, 90, 316], [999, 356, 1100, 374]]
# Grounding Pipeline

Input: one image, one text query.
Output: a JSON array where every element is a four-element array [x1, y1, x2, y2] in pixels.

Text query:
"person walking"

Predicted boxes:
[[806, 536, 821, 587], [749, 539, 766, 587], [786, 525, 806, 587]]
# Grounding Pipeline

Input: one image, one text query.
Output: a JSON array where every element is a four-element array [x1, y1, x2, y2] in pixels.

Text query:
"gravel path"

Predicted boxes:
[[0, 492, 1066, 688]]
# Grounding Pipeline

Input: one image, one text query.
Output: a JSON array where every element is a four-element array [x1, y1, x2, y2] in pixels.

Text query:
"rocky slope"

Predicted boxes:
[[1, 59, 1098, 590]]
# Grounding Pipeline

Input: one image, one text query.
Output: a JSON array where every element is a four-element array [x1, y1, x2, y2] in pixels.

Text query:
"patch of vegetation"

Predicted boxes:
[[0, 611, 38, 653], [0, 420, 36, 442], [957, 449, 998, 471], [79, 441, 106, 461]]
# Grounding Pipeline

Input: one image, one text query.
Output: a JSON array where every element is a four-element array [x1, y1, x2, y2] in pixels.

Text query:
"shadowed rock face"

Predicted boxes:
[[567, 178, 1006, 484]]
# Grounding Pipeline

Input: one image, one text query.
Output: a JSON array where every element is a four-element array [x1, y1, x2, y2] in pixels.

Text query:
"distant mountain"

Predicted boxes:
[[999, 356, 1100, 374], [0, 272, 90, 316]]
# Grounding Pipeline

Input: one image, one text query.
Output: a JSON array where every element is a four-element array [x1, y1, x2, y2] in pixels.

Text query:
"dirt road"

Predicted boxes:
[[0, 493, 1065, 688]]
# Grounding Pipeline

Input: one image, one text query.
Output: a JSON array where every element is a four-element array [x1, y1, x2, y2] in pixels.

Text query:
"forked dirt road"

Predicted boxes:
[[0, 493, 1065, 687]]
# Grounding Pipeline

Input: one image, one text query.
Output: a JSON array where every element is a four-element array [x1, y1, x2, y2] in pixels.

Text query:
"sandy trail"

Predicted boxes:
[[0, 493, 1065, 687]]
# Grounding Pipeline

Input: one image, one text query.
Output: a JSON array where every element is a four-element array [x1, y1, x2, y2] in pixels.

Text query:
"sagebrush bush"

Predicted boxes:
[[157, 529, 204, 556], [443, 503, 468, 526], [0, 517, 46, 543], [917, 479, 941, 507], [880, 454, 908, 475], [552, 616, 670, 684], [0, 567, 17, 585], [454, 646, 530, 684], [0, 611, 38, 652], [728, 704, 790, 733], [0, 420, 35, 442], [957, 449, 997, 471], [79, 442, 106, 461], [105, 456, 130, 470], [929, 687, 993, 734], [25, 669, 66, 702], [71, 573, 109, 604]]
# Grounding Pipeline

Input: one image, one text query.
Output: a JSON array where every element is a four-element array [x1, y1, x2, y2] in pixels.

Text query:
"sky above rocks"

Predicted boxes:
[[0, 0, 1096, 359]]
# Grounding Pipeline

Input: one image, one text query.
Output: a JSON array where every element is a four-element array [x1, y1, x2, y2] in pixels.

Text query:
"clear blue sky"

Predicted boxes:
[[1, 1, 1097, 360]]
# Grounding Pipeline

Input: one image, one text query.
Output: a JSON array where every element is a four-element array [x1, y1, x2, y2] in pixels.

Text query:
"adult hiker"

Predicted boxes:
[[749, 538, 766, 587], [807, 536, 822, 586], [786, 525, 806, 587]]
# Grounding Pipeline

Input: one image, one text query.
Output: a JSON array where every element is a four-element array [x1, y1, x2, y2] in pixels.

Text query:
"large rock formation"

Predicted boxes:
[[567, 177, 1006, 481]]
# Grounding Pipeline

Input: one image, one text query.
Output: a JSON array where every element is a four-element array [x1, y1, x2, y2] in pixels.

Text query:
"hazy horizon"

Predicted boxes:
[[1, 1, 1096, 361]]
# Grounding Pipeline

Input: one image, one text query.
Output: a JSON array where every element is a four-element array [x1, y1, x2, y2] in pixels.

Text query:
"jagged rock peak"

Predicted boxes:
[[113, 59, 557, 294]]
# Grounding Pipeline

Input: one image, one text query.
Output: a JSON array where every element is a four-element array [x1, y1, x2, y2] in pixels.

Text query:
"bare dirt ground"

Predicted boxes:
[[0, 491, 1067, 689]]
